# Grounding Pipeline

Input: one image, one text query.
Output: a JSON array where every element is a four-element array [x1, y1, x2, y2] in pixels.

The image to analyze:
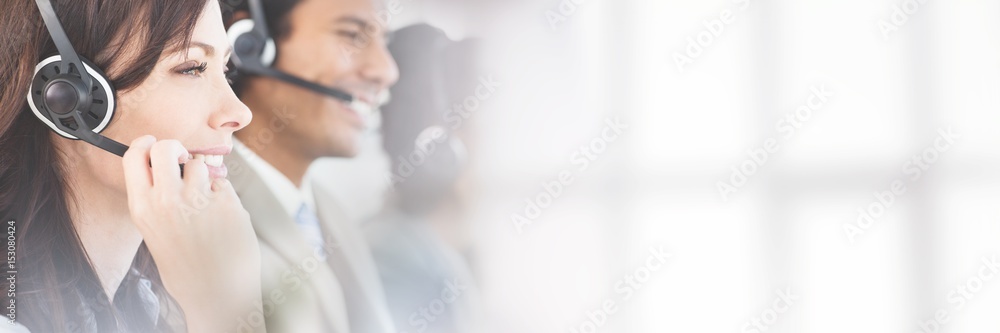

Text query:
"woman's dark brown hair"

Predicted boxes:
[[0, 0, 210, 331]]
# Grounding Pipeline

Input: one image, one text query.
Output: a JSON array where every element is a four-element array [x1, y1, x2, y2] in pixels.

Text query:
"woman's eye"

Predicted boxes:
[[179, 62, 208, 76]]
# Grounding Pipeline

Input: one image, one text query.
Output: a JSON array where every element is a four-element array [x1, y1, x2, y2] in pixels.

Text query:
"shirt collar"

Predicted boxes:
[[232, 139, 316, 219]]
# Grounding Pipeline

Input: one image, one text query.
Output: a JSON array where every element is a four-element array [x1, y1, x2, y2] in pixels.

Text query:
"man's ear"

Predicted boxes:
[[226, 10, 251, 29]]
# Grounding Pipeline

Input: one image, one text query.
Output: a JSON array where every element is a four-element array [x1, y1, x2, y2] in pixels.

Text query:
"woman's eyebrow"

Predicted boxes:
[[190, 41, 233, 59]]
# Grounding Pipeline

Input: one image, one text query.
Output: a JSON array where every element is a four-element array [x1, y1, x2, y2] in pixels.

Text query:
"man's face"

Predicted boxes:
[[239, 0, 398, 158]]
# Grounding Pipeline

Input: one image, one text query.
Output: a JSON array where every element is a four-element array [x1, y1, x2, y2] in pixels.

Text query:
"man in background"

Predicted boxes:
[[221, 0, 398, 332]]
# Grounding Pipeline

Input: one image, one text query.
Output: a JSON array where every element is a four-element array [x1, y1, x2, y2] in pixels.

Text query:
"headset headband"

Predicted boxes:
[[32, 0, 128, 156], [35, 0, 89, 90], [248, 0, 270, 38]]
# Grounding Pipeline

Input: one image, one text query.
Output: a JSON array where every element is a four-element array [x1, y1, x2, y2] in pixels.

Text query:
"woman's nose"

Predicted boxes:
[[210, 80, 252, 131]]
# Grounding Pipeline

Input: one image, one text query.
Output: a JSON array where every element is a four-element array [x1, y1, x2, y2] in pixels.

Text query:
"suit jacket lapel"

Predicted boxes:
[[313, 186, 395, 333], [225, 151, 349, 333]]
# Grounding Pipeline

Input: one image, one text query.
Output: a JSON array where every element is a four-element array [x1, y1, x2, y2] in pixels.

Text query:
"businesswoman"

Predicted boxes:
[[0, 0, 261, 332]]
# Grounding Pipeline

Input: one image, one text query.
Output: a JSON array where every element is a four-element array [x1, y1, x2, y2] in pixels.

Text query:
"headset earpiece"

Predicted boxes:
[[27, 54, 116, 140], [227, 18, 276, 68]]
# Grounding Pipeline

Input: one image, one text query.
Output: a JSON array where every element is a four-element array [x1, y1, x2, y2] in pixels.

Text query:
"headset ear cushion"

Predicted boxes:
[[227, 19, 276, 67], [26, 55, 117, 140]]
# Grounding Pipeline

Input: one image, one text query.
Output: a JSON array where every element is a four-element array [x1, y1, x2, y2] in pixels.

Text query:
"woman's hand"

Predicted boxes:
[[121, 135, 262, 333]]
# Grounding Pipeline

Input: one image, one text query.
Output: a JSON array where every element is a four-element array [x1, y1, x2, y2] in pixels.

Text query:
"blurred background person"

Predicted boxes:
[[364, 23, 486, 333]]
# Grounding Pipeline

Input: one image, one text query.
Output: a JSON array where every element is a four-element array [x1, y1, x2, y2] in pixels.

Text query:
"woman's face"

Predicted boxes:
[[59, 1, 250, 195]]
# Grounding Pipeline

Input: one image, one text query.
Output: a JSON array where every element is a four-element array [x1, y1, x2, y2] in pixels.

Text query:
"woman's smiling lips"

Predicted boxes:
[[188, 145, 232, 179]]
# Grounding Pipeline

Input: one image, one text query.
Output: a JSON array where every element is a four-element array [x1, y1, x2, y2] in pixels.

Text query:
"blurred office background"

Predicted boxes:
[[312, 0, 1000, 332]]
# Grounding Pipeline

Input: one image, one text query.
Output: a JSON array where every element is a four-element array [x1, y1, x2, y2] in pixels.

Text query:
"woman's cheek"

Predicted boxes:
[[79, 145, 129, 192]]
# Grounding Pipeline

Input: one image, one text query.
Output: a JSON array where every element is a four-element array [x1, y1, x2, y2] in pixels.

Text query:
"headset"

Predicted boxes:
[[226, 0, 357, 104], [28, 0, 188, 174], [27, 0, 127, 157]]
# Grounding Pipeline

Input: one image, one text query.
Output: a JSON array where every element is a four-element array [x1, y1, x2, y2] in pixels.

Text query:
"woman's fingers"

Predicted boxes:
[[183, 155, 210, 192], [149, 139, 189, 192], [210, 178, 239, 202], [122, 135, 156, 203], [211, 178, 250, 222]]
